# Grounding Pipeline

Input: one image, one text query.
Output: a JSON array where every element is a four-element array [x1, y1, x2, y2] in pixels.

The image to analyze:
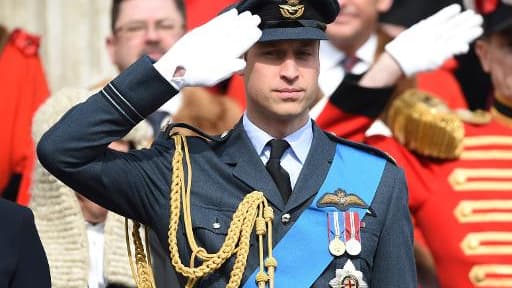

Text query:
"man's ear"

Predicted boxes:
[[238, 53, 248, 76], [475, 39, 491, 73], [105, 35, 116, 64], [377, 0, 393, 14]]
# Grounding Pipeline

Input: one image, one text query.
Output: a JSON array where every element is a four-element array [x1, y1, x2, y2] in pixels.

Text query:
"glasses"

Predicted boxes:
[[114, 20, 184, 39]]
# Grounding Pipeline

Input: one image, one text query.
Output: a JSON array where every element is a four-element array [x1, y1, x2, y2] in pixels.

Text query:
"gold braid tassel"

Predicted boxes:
[[125, 219, 156, 288], [168, 134, 275, 288]]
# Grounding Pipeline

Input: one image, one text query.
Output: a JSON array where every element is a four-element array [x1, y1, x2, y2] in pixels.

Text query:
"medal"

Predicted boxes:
[[344, 212, 361, 256], [329, 237, 346, 257], [329, 259, 368, 288], [328, 212, 346, 256], [346, 238, 361, 256]]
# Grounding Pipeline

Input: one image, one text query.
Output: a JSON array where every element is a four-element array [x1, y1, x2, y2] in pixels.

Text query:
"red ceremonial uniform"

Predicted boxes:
[[366, 110, 512, 288], [0, 29, 49, 205], [184, 0, 238, 29]]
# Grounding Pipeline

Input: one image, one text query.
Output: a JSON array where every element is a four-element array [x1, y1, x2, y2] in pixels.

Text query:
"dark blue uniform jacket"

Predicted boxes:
[[0, 198, 51, 288]]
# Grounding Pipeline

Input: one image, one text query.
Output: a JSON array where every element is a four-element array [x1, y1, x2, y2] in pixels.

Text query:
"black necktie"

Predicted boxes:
[[265, 139, 292, 202]]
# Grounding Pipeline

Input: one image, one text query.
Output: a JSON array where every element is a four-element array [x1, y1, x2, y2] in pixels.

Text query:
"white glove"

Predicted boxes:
[[154, 9, 261, 89], [385, 4, 483, 77]]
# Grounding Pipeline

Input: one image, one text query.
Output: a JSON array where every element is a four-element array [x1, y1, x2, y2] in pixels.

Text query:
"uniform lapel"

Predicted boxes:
[[285, 123, 336, 211], [219, 121, 285, 211]]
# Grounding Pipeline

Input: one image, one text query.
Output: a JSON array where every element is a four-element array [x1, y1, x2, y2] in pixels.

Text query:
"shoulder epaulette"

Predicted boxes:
[[164, 122, 231, 143], [385, 89, 464, 160], [324, 132, 397, 166]]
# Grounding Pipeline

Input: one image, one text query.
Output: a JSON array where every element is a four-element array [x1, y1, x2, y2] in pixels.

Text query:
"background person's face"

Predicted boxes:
[[477, 33, 512, 100], [107, 0, 185, 71], [326, 0, 392, 49]]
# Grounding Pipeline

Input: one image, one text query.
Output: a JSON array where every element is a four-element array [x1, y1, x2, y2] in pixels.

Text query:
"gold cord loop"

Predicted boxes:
[[168, 135, 275, 287], [126, 134, 276, 287]]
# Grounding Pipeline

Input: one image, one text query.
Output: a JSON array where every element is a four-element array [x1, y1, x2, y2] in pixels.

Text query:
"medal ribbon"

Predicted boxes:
[[244, 144, 386, 287], [345, 212, 361, 242], [327, 212, 345, 242]]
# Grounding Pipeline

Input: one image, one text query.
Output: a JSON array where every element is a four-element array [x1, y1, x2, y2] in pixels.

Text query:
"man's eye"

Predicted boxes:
[[158, 23, 176, 31], [125, 25, 145, 33], [261, 51, 277, 58], [297, 50, 313, 58]]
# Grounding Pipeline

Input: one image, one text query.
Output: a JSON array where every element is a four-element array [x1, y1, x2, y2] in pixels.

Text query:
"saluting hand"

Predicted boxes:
[[385, 4, 483, 77], [154, 8, 261, 89]]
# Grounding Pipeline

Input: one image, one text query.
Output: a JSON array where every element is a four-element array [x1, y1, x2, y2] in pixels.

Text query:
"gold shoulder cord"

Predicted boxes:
[[127, 134, 276, 288], [385, 89, 465, 159]]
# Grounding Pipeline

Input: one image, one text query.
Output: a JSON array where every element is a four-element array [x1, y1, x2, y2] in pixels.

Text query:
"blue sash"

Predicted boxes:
[[244, 144, 386, 287]]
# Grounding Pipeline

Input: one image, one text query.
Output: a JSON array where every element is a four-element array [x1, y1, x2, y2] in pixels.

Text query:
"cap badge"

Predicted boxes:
[[279, 0, 304, 19]]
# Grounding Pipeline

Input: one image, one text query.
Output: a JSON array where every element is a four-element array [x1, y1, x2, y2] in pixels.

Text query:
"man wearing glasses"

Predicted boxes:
[[106, 0, 187, 134]]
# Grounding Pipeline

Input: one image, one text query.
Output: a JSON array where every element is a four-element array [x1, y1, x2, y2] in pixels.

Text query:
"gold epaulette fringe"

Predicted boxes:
[[385, 89, 465, 159], [127, 134, 275, 288]]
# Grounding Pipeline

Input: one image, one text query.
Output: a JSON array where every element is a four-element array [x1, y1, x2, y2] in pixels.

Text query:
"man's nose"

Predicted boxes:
[[280, 58, 300, 82], [145, 25, 160, 41]]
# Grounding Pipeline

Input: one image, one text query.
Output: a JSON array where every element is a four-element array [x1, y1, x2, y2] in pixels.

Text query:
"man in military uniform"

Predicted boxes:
[[364, 1, 512, 287], [38, 0, 416, 286]]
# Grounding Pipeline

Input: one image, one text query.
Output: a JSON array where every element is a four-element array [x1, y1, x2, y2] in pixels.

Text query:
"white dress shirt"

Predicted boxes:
[[86, 222, 106, 288], [242, 113, 313, 189], [311, 35, 378, 119]]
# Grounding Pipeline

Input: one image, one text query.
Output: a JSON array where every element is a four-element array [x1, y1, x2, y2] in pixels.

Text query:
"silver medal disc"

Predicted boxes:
[[345, 239, 361, 256]]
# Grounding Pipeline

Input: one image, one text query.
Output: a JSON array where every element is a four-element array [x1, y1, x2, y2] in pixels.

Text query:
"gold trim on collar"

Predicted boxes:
[[461, 232, 512, 255], [454, 200, 512, 223], [469, 264, 512, 287], [449, 168, 512, 191]]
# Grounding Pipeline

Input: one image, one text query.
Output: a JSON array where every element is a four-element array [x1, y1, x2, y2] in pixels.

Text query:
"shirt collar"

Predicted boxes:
[[320, 33, 378, 71], [242, 113, 313, 164], [355, 33, 378, 68]]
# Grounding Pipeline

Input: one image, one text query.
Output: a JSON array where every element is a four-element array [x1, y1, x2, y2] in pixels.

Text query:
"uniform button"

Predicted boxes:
[[468, 238, 479, 250], [281, 213, 291, 224], [462, 206, 472, 217], [212, 222, 221, 229]]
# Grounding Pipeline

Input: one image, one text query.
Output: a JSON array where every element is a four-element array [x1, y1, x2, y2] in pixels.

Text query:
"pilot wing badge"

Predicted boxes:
[[317, 189, 369, 211], [279, 0, 304, 18]]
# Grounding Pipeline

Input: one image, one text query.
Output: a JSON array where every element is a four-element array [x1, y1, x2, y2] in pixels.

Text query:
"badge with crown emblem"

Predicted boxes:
[[329, 260, 368, 288], [279, 0, 305, 19]]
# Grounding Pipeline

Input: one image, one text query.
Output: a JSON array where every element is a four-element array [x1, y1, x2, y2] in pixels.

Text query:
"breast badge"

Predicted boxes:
[[317, 189, 369, 211], [329, 260, 368, 288]]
